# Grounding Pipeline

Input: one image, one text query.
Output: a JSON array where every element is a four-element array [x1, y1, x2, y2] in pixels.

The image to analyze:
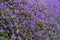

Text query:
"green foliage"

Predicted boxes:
[[22, 35, 26, 40], [0, 0, 2, 4], [10, 8, 15, 12], [14, 32, 18, 37], [0, 0, 7, 4], [0, 9, 4, 13], [26, 15, 32, 20], [18, 27, 24, 31], [3, 32, 8, 38], [8, 17, 14, 23], [50, 24, 56, 28], [48, 33, 54, 40], [14, 27, 17, 31], [0, 32, 3, 36], [5, 37, 10, 40], [37, 22, 43, 28], [15, 37, 18, 40], [34, 35, 39, 40], [17, 20, 21, 24], [26, 30, 30, 39]]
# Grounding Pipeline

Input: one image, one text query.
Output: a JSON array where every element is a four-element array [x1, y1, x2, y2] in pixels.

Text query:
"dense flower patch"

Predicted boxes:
[[0, 0, 60, 40]]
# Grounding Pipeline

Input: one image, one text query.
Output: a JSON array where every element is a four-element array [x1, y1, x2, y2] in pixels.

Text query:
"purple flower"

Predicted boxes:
[[0, 3, 6, 10], [14, 22, 18, 27], [18, 35, 22, 40], [11, 14, 17, 18], [0, 37, 5, 40], [11, 34, 16, 39], [2, 13, 4, 17], [0, 29, 5, 33], [8, 0, 12, 2], [57, 24, 60, 31], [30, 25, 35, 31], [0, 0, 60, 40], [44, 35, 49, 40], [7, 11, 13, 16], [35, 31, 43, 36], [14, 0, 21, 3]]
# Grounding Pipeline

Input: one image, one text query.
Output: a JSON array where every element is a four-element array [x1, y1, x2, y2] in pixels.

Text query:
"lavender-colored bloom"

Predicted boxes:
[[0, 0, 60, 40], [11, 34, 16, 40], [0, 3, 6, 10], [8, 0, 12, 2], [14, 9, 20, 13], [30, 25, 35, 31], [14, 0, 21, 3], [1, 13, 4, 17], [0, 37, 5, 40], [3, 24, 7, 29], [57, 24, 60, 31], [9, 23, 13, 27], [0, 29, 5, 33], [16, 30, 19, 34], [44, 35, 49, 40], [7, 11, 13, 16], [35, 31, 43, 36], [18, 35, 22, 40]]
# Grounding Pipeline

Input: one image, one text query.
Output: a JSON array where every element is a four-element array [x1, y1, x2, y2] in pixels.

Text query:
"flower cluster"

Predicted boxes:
[[0, 0, 60, 40]]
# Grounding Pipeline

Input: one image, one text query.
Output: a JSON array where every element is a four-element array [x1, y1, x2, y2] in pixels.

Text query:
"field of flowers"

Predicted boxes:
[[0, 0, 60, 40]]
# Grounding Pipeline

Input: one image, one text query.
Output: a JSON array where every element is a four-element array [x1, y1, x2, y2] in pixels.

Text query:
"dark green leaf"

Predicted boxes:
[[18, 27, 24, 31], [0, 9, 4, 13], [5, 37, 10, 40], [34, 35, 39, 40], [3, 32, 8, 38], [0, 32, 3, 36], [14, 27, 17, 31], [26, 30, 30, 38], [14, 32, 18, 37], [0, 0, 2, 4], [26, 15, 32, 20], [37, 22, 43, 28], [8, 17, 14, 23], [48, 33, 54, 40], [15, 37, 18, 40], [22, 35, 26, 40]]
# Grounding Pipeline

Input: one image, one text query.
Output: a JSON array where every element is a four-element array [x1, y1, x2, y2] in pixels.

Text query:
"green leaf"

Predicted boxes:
[[37, 22, 43, 28], [4, 2, 7, 4], [26, 34, 30, 39], [51, 24, 56, 28], [14, 27, 17, 31], [22, 35, 26, 40], [8, 17, 14, 23], [26, 30, 30, 38], [0, 32, 3, 36], [5, 37, 10, 40], [18, 27, 24, 31], [14, 32, 18, 37], [15, 37, 18, 40], [34, 35, 39, 40], [3, 32, 8, 38], [0, 9, 4, 13], [10, 8, 15, 12], [17, 20, 21, 24], [0, 0, 2, 4], [48, 33, 54, 40], [26, 15, 32, 20]]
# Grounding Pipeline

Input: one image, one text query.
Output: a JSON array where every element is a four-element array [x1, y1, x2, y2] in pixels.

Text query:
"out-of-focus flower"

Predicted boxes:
[[35, 31, 43, 36], [44, 35, 49, 40], [57, 24, 60, 32], [0, 3, 6, 10]]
